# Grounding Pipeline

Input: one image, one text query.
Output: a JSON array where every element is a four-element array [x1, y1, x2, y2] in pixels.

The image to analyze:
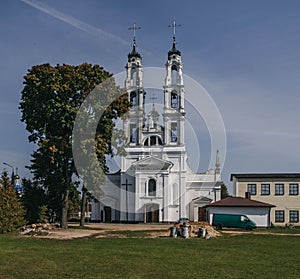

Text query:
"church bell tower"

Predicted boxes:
[[124, 23, 145, 146], [163, 19, 186, 146]]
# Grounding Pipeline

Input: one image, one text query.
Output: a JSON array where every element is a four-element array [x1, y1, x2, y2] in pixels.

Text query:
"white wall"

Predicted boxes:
[[207, 207, 271, 227]]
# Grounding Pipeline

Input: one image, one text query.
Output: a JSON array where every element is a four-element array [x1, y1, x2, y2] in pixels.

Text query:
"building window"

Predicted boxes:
[[261, 184, 270, 195], [171, 122, 177, 142], [131, 68, 137, 86], [171, 91, 178, 108], [289, 184, 299, 195], [275, 210, 285, 222], [148, 179, 156, 197], [289, 210, 299, 223], [130, 91, 137, 107], [247, 184, 256, 195], [130, 124, 137, 143], [275, 184, 284, 195], [171, 65, 178, 85]]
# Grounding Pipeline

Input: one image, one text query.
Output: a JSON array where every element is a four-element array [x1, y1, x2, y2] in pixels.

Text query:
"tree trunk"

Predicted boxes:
[[80, 186, 87, 227], [61, 188, 69, 229]]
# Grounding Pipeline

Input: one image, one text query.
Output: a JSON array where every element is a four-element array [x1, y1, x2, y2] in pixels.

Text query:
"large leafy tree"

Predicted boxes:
[[20, 63, 129, 228], [0, 171, 25, 233]]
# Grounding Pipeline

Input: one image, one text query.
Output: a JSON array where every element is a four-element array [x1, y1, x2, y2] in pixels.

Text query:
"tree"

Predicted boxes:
[[221, 183, 229, 199], [0, 171, 25, 233], [22, 178, 47, 224], [20, 63, 130, 228]]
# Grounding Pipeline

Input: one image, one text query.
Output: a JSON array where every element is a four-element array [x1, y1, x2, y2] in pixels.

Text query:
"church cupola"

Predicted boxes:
[[128, 38, 142, 61], [168, 36, 181, 59]]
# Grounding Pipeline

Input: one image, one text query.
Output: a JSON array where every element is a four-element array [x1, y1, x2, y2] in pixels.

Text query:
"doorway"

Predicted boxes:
[[104, 206, 112, 222], [146, 204, 159, 223]]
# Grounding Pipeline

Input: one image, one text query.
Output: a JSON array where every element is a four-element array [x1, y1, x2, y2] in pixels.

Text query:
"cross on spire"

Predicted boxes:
[[128, 22, 141, 44], [149, 92, 157, 105], [168, 18, 181, 41]]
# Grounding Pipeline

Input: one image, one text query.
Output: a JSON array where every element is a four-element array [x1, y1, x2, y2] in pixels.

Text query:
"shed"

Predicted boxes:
[[205, 196, 275, 228]]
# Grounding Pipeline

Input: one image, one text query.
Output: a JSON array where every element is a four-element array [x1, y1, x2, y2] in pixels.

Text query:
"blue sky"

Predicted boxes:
[[1, 0, 300, 191]]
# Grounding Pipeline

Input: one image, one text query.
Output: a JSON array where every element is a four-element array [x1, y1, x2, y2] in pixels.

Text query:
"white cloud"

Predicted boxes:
[[20, 0, 130, 46]]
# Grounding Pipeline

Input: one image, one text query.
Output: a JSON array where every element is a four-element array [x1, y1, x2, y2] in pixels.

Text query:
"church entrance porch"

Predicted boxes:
[[145, 203, 159, 223]]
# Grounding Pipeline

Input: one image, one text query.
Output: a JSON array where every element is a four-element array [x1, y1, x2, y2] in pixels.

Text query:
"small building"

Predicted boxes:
[[231, 173, 300, 227], [205, 196, 275, 228]]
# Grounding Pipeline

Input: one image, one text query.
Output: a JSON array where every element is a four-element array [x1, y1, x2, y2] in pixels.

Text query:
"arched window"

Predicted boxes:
[[171, 64, 178, 85], [148, 179, 156, 196], [131, 67, 137, 86], [130, 124, 137, 143], [171, 122, 178, 142], [144, 136, 162, 146], [171, 91, 178, 108], [130, 91, 137, 107]]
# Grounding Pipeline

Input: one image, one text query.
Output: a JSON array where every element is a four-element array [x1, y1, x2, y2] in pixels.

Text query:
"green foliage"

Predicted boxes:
[[37, 205, 48, 223], [19, 63, 130, 228], [22, 178, 47, 224], [0, 172, 25, 233], [221, 183, 229, 199]]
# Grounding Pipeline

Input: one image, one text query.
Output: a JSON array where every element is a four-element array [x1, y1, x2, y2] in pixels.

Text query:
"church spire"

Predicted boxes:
[[128, 22, 141, 59], [168, 19, 181, 57], [215, 150, 221, 177]]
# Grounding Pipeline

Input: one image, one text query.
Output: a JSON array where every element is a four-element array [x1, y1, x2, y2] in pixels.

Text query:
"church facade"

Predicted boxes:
[[91, 30, 223, 223]]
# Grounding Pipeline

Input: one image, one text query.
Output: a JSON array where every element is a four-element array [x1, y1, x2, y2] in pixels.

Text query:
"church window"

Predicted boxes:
[[171, 65, 178, 85], [171, 122, 178, 142], [148, 179, 156, 197], [144, 138, 148, 146], [131, 67, 137, 86], [171, 91, 178, 108], [150, 136, 156, 146], [130, 124, 137, 143], [144, 136, 162, 146], [130, 91, 137, 107]]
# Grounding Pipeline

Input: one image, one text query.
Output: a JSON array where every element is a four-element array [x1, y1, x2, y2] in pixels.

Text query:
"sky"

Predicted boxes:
[[1, 0, 300, 192]]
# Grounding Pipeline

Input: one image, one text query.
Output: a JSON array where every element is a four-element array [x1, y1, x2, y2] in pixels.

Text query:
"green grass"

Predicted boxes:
[[0, 233, 299, 279]]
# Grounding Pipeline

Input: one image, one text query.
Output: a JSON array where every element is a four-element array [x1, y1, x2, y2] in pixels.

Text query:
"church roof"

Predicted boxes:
[[168, 38, 181, 58], [128, 41, 141, 60], [231, 173, 300, 181], [131, 156, 173, 171], [205, 196, 275, 208]]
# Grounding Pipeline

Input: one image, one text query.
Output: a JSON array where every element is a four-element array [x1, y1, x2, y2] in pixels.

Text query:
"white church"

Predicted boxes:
[[91, 24, 223, 223]]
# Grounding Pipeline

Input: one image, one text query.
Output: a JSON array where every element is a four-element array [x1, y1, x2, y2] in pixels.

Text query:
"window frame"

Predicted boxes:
[[247, 184, 257, 195], [289, 183, 299, 196], [289, 210, 299, 223], [261, 183, 270, 196], [148, 179, 157, 197], [275, 210, 285, 223], [275, 183, 284, 196]]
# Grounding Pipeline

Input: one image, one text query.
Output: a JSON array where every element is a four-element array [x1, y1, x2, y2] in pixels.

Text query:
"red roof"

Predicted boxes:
[[205, 197, 275, 208]]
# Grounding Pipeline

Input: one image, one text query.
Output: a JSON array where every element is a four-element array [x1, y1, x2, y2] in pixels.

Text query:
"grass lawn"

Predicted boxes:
[[0, 233, 299, 279]]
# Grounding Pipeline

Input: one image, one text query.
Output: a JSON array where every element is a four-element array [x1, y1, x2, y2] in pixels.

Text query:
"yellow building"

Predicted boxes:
[[231, 173, 300, 227]]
